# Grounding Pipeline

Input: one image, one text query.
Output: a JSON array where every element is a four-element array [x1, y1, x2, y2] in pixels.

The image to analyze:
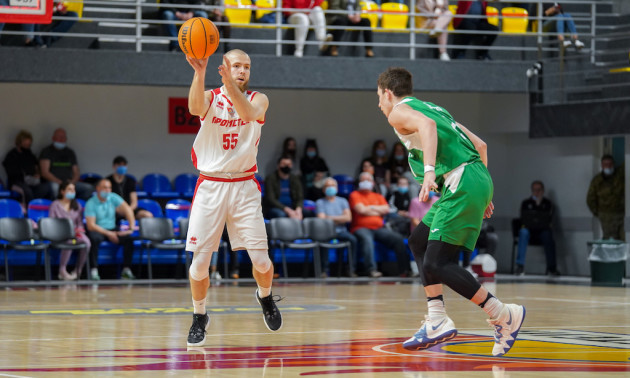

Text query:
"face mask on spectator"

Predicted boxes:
[[279, 166, 291, 174], [398, 186, 409, 194], [395, 154, 405, 161], [375, 149, 386, 157], [358, 180, 374, 191], [99, 191, 110, 199], [306, 150, 316, 159], [53, 142, 66, 150], [603, 167, 614, 176], [325, 187, 337, 197], [65, 192, 76, 200], [116, 166, 128, 175]]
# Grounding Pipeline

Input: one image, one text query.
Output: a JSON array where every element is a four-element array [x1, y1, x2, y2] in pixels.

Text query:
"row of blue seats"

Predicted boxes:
[[0, 173, 359, 201]]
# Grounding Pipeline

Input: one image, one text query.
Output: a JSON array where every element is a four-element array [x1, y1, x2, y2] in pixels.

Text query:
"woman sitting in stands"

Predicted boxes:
[[49, 180, 90, 280]]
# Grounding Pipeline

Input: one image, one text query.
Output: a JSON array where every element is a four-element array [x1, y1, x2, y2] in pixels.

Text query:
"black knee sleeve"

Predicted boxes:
[[423, 240, 481, 300], [408, 222, 431, 285]]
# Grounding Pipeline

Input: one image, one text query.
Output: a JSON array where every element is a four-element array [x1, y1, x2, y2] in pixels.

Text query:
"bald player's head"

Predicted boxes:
[[224, 49, 251, 92]]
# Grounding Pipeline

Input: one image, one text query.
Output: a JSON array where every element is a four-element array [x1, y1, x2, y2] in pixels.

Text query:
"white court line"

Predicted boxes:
[[0, 373, 33, 378]]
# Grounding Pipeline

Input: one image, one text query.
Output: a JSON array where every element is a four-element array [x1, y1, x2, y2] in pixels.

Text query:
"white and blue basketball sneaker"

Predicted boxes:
[[487, 303, 526, 356], [403, 315, 458, 351]]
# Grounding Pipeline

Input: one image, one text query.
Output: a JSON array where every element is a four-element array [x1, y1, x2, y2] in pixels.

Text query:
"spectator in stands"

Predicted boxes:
[[531, 2, 584, 50], [264, 155, 304, 219], [283, 0, 332, 57], [417, 0, 452, 61], [106, 156, 153, 221], [369, 139, 390, 195], [515, 180, 559, 276], [23, 1, 78, 47], [349, 172, 409, 277], [357, 158, 384, 195], [39, 128, 93, 201], [451, 1, 498, 60], [587, 154, 625, 241], [204, 0, 232, 53], [281, 137, 300, 174], [388, 142, 410, 189], [85, 178, 136, 280], [326, 0, 374, 57], [49, 180, 90, 281], [387, 176, 412, 238], [162, 0, 209, 52], [300, 139, 329, 201], [2, 130, 54, 209], [316, 177, 358, 277], [408, 191, 440, 230]]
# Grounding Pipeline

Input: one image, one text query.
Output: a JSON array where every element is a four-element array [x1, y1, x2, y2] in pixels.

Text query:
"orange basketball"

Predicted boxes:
[[178, 17, 220, 59]]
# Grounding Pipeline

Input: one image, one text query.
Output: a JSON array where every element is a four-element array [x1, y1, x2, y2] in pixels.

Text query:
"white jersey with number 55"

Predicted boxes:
[[191, 86, 263, 174]]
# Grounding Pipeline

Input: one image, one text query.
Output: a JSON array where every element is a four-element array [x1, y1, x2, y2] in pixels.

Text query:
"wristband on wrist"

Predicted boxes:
[[424, 165, 435, 173]]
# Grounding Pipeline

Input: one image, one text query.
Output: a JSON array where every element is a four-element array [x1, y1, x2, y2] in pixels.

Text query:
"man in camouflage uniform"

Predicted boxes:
[[587, 155, 625, 241]]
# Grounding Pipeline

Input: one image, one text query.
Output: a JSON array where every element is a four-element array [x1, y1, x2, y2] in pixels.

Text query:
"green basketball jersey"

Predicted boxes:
[[393, 97, 481, 186]]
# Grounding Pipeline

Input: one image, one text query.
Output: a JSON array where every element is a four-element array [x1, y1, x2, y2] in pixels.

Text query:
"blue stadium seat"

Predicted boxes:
[[255, 174, 265, 197], [27, 199, 51, 223], [137, 199, 164, 217], [174, 173, 197, 198], [0, 199, 24, 218], [333, 174, 355, 197], [127, 174, 147, 199], [165, 199, 191, 224], [0, 181, 13, 199], [142, 173, 179, 199], [303, 199, 316, 213]]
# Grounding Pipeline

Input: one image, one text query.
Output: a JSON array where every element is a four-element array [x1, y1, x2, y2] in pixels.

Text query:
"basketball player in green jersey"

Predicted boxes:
[[377, 67, 525, 357]]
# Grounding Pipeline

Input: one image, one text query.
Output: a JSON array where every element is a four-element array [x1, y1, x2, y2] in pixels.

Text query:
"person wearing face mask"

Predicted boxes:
[[281, 137, 300, 175], [368, 140, 391, 195], [388, 142, 411, 188], [516, 180, 558, 276], [39, 128, 94, 201], [349, 172, 410, 278], [316, 177, 359, 277], [300, 139, 329, 201], [265, 155, 304, 219], [84, 178, 136, 281], [386, 177, 413, 238], [48, 181, 90, 280], [3, 130, 55, 209], [587, 155, 625, 241], [106, 156, 153, 221]]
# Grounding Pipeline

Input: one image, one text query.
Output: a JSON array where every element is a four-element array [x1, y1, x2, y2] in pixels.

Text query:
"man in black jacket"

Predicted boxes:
[[264, 155, 304, 219], [515, 180, 559, 276]]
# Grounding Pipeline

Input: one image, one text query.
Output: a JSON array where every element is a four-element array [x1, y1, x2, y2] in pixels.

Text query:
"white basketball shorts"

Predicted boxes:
[[185, 174, 268, 253]]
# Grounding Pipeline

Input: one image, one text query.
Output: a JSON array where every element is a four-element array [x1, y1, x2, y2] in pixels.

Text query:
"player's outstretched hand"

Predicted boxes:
[[483, 201, 494, 219], [419, 171, 438, 202], [218, 55, 233, 85], [187, 56, 209, 73]]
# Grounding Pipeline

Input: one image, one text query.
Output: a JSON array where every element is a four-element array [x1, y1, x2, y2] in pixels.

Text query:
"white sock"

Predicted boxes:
[[483, 297, 504, 319], [192, 296, 206, 315], [427, 299, 446, 320], [258, 286, 271, 298]]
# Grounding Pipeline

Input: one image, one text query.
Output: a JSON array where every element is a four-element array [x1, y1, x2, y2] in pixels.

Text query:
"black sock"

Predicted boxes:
[[427, 295, 444, 302], [478, 292, 494, 308]]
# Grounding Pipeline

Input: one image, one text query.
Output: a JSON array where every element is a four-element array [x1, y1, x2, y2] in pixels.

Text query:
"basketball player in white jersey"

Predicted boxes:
[[184, 49, 282, 347]]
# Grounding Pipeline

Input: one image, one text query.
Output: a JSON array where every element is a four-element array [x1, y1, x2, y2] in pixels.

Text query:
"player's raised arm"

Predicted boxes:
[[457, 122, 488, 167], [219, 55, 269, 123], [187, 56, 211, 116]]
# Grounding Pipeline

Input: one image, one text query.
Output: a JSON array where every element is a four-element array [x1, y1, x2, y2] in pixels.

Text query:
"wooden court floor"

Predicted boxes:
[[0, 279, 628, 377]]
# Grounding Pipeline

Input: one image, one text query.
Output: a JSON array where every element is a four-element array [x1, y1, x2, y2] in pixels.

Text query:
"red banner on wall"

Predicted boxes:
[[168, 98, 201, 134]]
